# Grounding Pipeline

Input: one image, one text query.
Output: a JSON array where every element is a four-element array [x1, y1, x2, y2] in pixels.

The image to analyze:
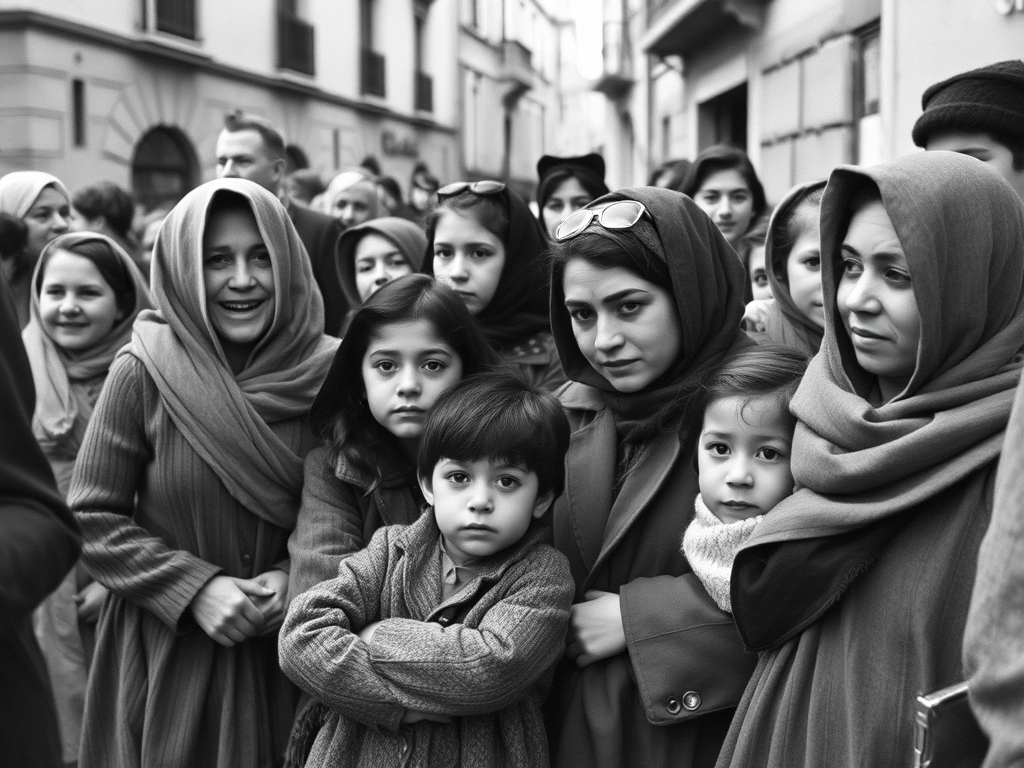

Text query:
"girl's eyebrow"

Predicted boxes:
[[600, 288, 652, 304], [368, 347, 453, 357]]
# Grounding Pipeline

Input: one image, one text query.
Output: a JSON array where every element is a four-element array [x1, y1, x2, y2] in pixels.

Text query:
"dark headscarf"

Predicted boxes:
[[425, 186, 550, 350], [760, 180, 826, 356], [536, 153, 610, 213], [732, 152, 1024, 650], [550, 186, 748, 445], [336, 217, 427, 308]]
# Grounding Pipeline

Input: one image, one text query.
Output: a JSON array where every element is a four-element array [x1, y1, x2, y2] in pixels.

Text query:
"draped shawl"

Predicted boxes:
[[0, 171, 70, 220], [129, 178, 338, 530], [22, 232, 153, 457], [730, 151, 1024, 651], [335, 216, 427, 308], [425, 185, 550, 350], [321, 169, 379, 220], [760, 180, 826, 357], [549, 187, 748, 444]]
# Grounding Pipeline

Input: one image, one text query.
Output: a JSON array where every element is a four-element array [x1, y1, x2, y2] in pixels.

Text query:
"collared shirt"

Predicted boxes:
[[438, 536, 484, 601]]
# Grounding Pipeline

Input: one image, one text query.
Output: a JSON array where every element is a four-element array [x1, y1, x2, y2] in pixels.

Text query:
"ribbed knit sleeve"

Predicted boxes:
[[69, 354, 222, 631]]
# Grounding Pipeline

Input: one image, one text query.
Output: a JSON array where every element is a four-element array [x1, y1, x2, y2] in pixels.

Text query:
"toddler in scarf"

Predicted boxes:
[[683, 345, 808, 612]]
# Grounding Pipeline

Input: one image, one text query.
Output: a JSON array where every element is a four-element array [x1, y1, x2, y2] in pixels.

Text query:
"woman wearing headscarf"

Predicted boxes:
[[545, 187, 757, 768], [24, 232, 153, 765], [321, 168, 379, 232], [535, 153, 610, 242], [719, 152, 1024, 768], [0, 171, 71, 327], [426, 181, 565, 391], [335, 216, 427, 334], [69, 178, 338, 768]]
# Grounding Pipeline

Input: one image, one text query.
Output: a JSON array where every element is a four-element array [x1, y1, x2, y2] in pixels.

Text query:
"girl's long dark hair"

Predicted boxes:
[[321, 274, 499, 491]]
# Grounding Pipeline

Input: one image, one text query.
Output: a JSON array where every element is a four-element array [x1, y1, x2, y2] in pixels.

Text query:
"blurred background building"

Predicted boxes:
[[0, 0, 595, 211], [595, 0, 1024, 199]]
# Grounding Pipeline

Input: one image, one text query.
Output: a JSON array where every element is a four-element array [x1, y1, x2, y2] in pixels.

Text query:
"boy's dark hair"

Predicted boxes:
[[696, 344, 809, 421], [223, 110, 286, 160], [72, 182, 136, 238], [418, 370, 571, 498]]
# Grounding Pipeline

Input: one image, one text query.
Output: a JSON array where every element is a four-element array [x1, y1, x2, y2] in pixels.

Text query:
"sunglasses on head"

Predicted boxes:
[[437, 180, 507, 200], [555, 200, 649, 241]]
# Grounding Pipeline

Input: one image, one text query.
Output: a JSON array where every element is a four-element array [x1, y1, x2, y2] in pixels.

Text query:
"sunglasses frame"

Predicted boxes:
[[554, 200, 649, 241], [437, 180, 507, 200]]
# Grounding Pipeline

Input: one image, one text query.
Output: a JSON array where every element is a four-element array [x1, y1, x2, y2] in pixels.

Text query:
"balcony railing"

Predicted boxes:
[[415, 70, 433, 112], [278, 12, 315, 75], [361, 48, 386, 97], [155, 0, 197, 39]]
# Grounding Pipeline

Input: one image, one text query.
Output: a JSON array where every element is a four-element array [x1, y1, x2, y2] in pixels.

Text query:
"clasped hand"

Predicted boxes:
[[566, 590, 626, 668], [189, 569, 289, 647]]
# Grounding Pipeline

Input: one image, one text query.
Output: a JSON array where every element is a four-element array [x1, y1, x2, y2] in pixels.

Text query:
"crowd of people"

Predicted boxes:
[[2, 57, 1024, 768]]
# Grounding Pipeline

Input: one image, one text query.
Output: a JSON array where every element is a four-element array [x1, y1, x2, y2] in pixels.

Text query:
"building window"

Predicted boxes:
[[146, 0, 198, 39], [360, 0, 386, 96], [131, 126, 198, 211], [278, 0, 315, 75], [72, 79, 86, 148], [855, 22, 881, 165], [697, 83, 748, 151], [414, 1, 432, 111]]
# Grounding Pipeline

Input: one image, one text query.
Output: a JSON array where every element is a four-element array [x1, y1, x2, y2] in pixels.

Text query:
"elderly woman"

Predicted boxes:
[[719, 152, 1024, 768], [69, 178, 338, 768]]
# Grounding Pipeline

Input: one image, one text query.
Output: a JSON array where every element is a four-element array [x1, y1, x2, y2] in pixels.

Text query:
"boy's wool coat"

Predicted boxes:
[[279, 509, 574, 768]]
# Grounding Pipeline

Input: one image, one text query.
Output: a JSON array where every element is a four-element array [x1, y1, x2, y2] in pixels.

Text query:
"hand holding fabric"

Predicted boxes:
[[251, 568, 289, 635], [74, 581, 108, 624], [190, 575, 273, 646], [566, 590, 626, 668]]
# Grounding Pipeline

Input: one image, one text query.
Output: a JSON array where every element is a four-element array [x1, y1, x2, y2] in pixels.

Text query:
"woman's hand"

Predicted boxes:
[[566, 590, 627, 668], [189, 575, 274, 647], [250, 569, 290, 636], [742, 298, 775, 333], [74, 581, 109, 624]]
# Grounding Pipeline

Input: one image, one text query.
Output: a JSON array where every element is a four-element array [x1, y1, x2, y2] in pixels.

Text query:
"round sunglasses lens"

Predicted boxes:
[[601, 201, 645, 229], [556, 209, 592, 240], [437, 181, 469, 197], [471, 180, 505, 194]]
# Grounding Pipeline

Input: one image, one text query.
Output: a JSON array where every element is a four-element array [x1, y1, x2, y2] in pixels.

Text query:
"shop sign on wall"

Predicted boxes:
[[382, 130, 418, 158]]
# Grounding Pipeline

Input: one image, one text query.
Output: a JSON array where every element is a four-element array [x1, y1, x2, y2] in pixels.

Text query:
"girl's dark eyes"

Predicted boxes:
[[757, 447, 784, 461], [568, 308, 594, 323], [708, 442, 730, 456], [886, 269, 912, 285], [374, 360, 397, 373], [496, 476, 521, 489], [447, 472, 470, 484], [842, 258, 863, 276], [386, 256, 408, 268], [422, 360, 446, 372], [753, 274, 769, 287], [251, 250, 271, 263], [618, 301, 643, 316], [804, 256, 821, 270], [434, 248, 452, 259]]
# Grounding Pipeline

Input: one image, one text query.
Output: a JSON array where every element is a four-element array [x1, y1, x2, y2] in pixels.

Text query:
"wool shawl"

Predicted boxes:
[[760, 180, 826, 357], [0, 171, 69, 220], [730, 151, 1024, 652], [425, 186, 550, 350], [335, 216, 427, 308], [682, 495, 760, 613], [550, 187, 748, 445], [130, 178, 338, 530], [22, 232, 153, 458]]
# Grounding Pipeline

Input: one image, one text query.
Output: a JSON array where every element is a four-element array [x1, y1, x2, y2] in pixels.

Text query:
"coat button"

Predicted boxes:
[[666, 696, 682, 715], [683, 691, 701, 711], [438, 616, 450, 625], [241, 553, 251, 568]]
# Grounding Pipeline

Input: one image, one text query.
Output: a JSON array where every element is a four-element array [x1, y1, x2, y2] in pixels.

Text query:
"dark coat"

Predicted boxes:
[[547, 381, 757, 768], [288, 443, 422, 599], [280, 510, 574, 768], [0, 282, 81, 768], [289, 202, 346, 337]]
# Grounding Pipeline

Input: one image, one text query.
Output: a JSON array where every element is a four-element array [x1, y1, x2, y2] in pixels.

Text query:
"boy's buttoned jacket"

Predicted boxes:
[[279, 509, 574, 768]]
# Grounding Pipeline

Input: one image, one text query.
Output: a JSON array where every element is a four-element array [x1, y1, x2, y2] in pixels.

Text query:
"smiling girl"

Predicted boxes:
[[0, 171, 72, 327], [545, 187, 756, 768], [721, 152, 1024, 768], [288, 274, 498, 598], [69, 179, 338, 768], [23, 232, 153, 766], [426, 181, 565, 391]]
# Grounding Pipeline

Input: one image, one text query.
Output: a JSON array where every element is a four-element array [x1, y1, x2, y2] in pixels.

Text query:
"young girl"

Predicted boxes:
[[546, 186, 756, 768], [720, 152, 1024, 768], [288, 274, 498, 598], [743, 181, 826, 356], [683, 345, 808, 613], [741, 216, 771, 302], [70, 178, 338, 768], [426, 180, 566, 392], [24, 232, 153, 767], [536, 153, 610, 242]]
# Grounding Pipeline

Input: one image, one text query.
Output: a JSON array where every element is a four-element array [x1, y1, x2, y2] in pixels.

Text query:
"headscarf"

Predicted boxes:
[[424, 185, 550, 350], [321, 168, 379, 220], [760, 180, 826, 356], [22, 232, 153, 457], [335, 217, 427, 308], [731, 152, 1024, 650], [0, 171, 70, 220], [550, 186, 748, 445], [130, 178, 339, 530]]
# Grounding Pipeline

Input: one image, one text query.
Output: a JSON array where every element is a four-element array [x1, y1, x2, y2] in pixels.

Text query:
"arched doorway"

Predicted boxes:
[[131, 126, 199, 212]]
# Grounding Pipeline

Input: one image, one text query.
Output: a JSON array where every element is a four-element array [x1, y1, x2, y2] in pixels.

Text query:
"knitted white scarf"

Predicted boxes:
[[682, 494, 762, 613]]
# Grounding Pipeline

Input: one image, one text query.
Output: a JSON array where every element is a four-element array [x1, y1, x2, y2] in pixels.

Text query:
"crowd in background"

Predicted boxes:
[[3, 57, 1024, 768]]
